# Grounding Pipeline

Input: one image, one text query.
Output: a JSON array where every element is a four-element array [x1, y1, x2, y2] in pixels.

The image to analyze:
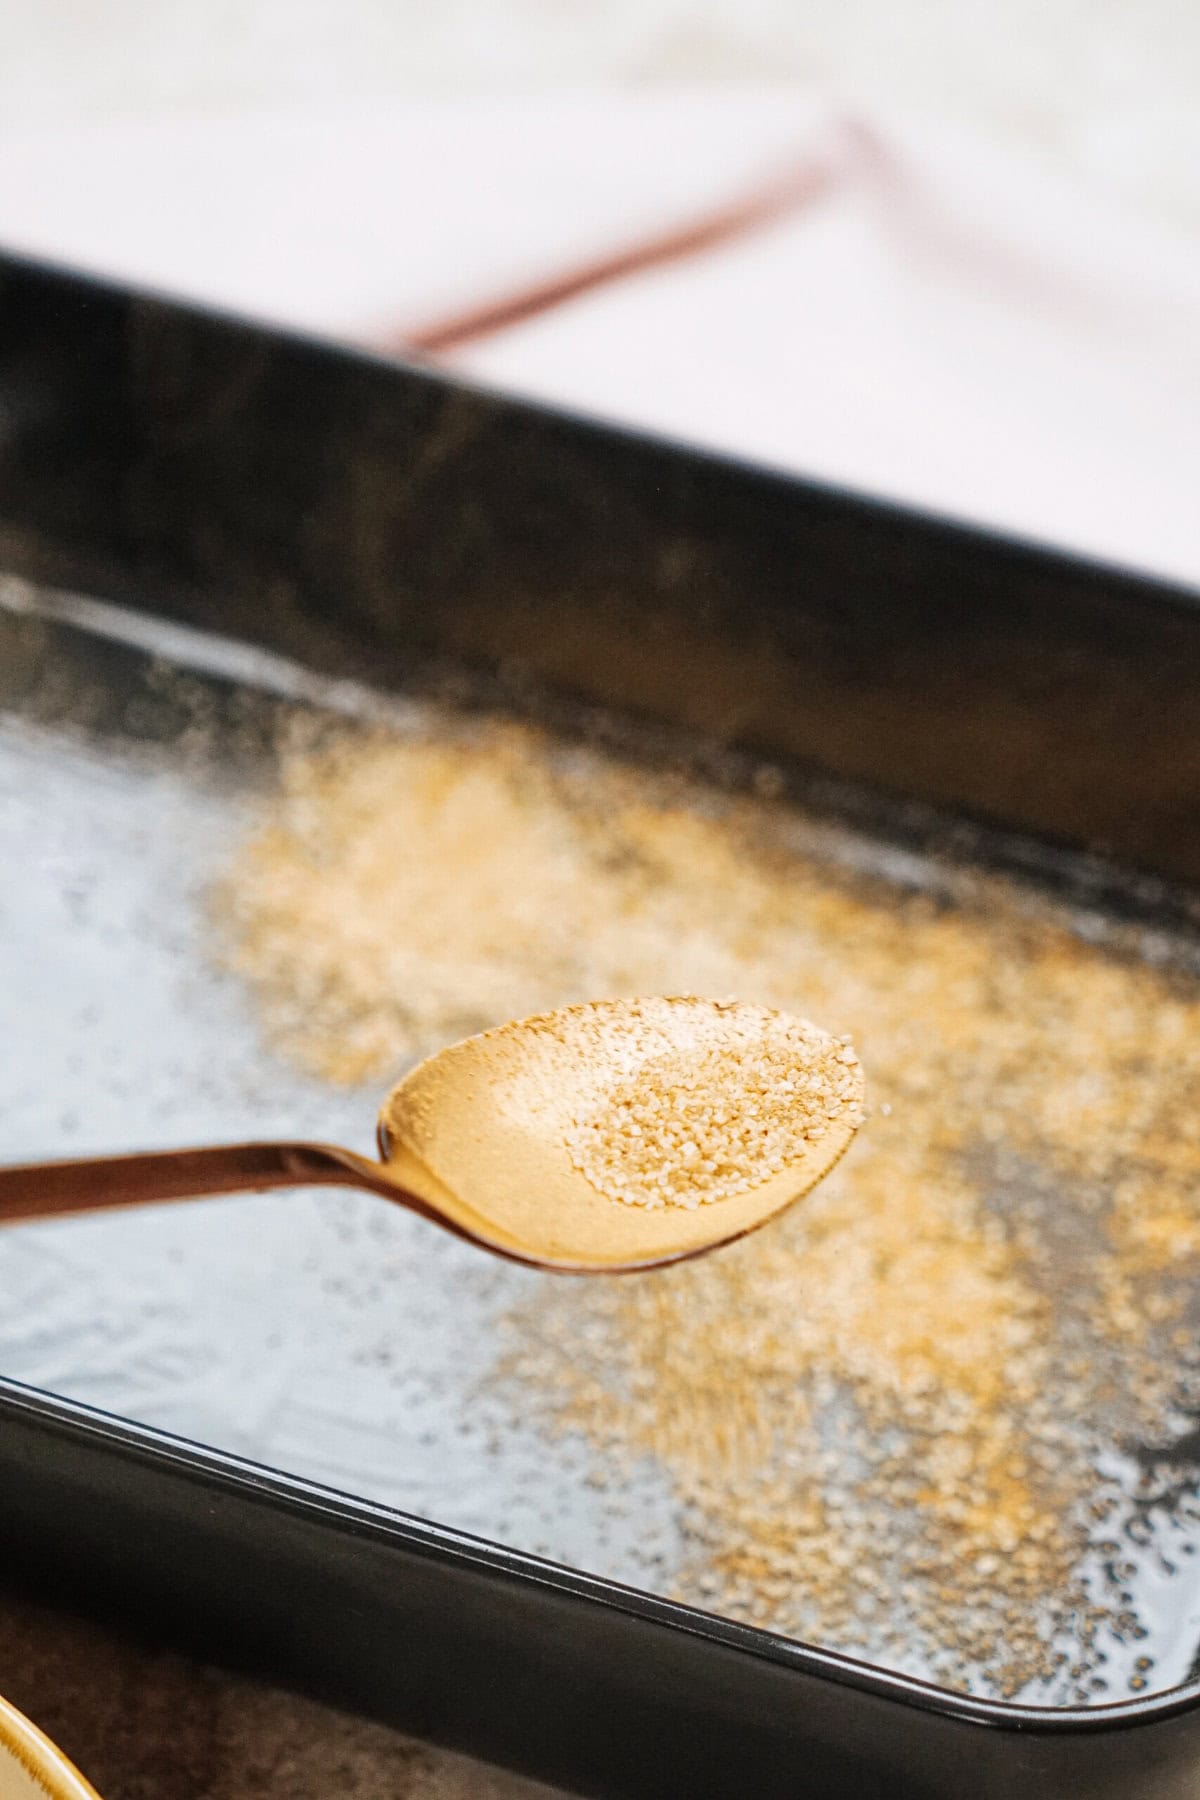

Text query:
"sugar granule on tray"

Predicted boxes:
[[214, 716, 1200, 1702]]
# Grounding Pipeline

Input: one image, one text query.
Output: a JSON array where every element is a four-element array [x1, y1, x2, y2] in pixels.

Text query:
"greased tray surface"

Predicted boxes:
[[2, 253, 1200, 1799], [3, 584, 1200, 1690]]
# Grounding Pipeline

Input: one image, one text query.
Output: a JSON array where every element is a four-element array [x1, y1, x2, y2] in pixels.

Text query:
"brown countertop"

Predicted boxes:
[[2, 1594, 565, 1800]]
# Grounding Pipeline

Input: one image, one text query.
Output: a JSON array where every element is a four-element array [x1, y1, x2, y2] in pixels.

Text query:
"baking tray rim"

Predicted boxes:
[[3, 241, 1198, 618], [3, 1375, 1197, 1736], [3, 245, 1200, 1745]]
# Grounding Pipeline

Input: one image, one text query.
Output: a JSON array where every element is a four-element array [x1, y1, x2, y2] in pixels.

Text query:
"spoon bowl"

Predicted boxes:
[[379, 998, 863, 1268], [0, 997, 864, 1272]]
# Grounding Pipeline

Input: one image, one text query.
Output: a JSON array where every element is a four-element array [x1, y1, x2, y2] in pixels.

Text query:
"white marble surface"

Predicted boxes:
[[1, 0, 1197, 238]]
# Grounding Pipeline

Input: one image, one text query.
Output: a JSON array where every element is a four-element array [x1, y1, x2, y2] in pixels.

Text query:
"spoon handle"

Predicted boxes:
[[0, 1141, 385, 1225]]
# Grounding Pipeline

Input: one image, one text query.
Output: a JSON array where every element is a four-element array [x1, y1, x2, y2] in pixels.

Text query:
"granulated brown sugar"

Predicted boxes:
[[375, 993, 864, 1266], [561, 999, 862, 1210], [214, 716, 1200, 1700]]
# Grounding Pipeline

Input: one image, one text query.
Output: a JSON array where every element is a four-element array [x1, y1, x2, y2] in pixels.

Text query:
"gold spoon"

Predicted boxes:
[[0, 997, 863, 1272]]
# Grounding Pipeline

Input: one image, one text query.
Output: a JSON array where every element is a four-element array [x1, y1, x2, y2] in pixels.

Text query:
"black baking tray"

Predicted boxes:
[[1, 249, 1200, 1799]]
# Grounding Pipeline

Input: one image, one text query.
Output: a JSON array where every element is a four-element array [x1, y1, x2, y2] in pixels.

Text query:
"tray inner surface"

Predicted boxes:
[[2, 577, 1199, 1711]]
